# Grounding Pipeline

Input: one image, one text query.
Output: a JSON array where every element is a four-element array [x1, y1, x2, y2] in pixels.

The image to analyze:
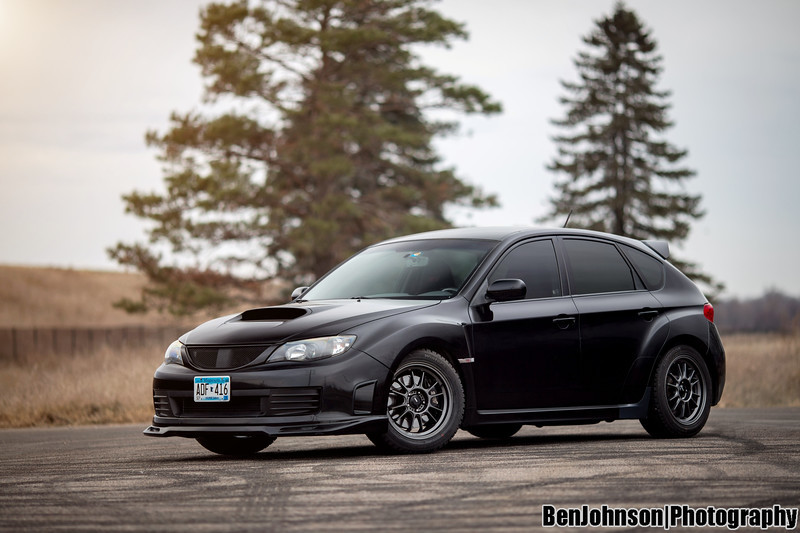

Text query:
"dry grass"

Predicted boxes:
[[0, 333, 796, 428], [0, 346, 158, 428], [717, 332, 800, 407]]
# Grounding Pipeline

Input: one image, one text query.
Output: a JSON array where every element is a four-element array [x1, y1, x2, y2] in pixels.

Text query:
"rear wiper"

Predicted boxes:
[[350, 296, 371, 300]]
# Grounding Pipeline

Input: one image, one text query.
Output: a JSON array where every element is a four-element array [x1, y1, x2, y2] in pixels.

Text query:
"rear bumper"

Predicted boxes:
[[708, 323, 726, 405]]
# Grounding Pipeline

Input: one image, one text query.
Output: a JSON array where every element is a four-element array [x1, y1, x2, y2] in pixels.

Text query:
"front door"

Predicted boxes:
[[469, 239, 584, 410]]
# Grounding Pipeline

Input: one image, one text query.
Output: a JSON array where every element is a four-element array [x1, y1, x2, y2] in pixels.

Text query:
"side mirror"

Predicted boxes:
[[291, 286, 309, 300], [486, 279, 526, 302]]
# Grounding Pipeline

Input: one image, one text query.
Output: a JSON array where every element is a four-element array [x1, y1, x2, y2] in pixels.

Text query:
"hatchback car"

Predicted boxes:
[[144, 227, 725, 454]]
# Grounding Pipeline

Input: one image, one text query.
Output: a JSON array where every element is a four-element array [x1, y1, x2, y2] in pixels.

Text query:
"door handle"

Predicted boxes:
[[638, 309, 659, 321], [552, 316, 576, 330]]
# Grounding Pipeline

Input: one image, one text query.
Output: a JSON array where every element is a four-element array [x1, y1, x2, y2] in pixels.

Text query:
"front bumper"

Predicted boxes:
[[145, 349, 390, 439], [144, 417, 387, 438]]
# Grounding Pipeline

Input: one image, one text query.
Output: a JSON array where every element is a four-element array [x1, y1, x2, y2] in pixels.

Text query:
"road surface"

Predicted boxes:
[[0, 408, 798, 531]]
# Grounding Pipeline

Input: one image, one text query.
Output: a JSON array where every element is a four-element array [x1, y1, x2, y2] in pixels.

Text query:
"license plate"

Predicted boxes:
[[194, 376, 230, 402]]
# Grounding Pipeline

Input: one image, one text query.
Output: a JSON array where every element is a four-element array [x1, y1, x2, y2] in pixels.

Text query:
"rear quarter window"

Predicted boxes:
[[621, 244, 665, 290]]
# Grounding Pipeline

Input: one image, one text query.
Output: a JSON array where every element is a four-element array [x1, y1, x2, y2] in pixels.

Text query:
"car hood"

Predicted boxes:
[[181, 299, 438, 346]]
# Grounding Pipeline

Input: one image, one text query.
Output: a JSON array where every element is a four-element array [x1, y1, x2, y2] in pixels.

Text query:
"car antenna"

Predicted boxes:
[[563, 209, 573, 228]]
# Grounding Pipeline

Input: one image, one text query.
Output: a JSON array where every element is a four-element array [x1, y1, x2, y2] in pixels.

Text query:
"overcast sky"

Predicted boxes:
[[0, 0, 798, 298]]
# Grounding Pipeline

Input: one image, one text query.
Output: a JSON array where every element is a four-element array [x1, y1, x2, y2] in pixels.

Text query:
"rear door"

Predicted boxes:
[[561, 238, 664, 405]]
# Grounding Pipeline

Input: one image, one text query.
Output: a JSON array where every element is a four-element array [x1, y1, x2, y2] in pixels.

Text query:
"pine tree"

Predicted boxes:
[[543, 2, 720, 293], [109, 0, 501, 315]]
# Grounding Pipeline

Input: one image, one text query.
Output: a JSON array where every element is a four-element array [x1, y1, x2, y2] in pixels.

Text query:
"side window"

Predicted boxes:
[[563, 239, 635, 295], [489, 240, 562, 299], [622, 244, 665, 290]]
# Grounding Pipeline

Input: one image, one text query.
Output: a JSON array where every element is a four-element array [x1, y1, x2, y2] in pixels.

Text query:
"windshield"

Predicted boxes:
[[301, 239, 496, 301]]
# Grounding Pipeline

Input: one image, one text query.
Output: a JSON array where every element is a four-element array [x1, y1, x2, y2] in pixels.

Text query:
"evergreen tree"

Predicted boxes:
[[110, 0, 501, 315], [542, 2, 720, 293]]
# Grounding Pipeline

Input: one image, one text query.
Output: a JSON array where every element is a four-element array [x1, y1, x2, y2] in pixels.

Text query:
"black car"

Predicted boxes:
[[145, 227, 725, 455]]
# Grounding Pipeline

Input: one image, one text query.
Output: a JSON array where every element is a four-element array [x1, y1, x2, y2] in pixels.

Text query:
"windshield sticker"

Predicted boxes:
[[404, 252, 429, 267]]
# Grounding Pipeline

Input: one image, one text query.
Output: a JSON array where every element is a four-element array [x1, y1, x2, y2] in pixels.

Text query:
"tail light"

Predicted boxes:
[[703, 303, 714, 323]]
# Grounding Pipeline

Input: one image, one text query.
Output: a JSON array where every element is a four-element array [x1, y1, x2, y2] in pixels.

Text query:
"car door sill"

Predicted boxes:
[[476, 392, 650, 421]]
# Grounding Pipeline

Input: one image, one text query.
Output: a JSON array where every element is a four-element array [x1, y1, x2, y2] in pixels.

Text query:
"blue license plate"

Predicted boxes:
[[193, 376, 230, 402]]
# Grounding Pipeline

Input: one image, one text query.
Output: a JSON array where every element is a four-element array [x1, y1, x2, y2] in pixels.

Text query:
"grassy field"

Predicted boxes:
[[718, 332, 800, 408], [0, 265, 797, 427], [0, 346, 157, 427]]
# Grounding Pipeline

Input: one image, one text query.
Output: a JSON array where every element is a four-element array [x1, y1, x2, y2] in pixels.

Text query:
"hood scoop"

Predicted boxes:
[[240, 307, 309, 321]]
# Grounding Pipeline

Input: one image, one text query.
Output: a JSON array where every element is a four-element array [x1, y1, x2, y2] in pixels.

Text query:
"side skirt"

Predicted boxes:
[[463, 388, 651, 427]]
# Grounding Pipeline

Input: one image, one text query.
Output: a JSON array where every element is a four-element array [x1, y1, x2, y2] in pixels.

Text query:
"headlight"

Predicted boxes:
[[164, 340, 185, 366], [269, 335, 356, 362]]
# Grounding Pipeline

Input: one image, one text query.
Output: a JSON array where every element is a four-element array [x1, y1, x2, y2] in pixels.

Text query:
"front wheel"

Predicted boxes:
[[640, 345, 712, 438], [196, 434, 276, 456], [367, 349, 464, 453]]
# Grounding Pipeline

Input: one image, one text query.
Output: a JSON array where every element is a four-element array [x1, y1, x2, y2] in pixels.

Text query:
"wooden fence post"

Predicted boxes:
[[11, 327, 17, 361]]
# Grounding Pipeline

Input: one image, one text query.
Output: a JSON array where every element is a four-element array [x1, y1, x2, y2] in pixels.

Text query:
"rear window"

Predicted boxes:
[[563, 239, 635, 295]]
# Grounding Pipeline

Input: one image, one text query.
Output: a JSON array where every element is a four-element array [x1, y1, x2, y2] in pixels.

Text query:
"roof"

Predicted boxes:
[[381, 226, 668, 258], [384, 226, 534, 242]]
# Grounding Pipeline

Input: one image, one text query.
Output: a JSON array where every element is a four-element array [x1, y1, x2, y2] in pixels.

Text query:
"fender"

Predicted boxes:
[[624, 306, 713, 405], [347, 299, 473, 414], [619, 311, 671, 404]]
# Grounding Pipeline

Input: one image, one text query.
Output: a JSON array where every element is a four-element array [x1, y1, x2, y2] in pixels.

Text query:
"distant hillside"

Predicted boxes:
[[0, 265, 170, 327], [0, 264, 286, 328], [0, 265, 238, 328]]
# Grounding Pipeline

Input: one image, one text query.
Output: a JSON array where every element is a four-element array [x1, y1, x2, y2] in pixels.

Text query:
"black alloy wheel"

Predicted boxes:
[[641, 345, 712, 438], [367, 349, 464, 453]]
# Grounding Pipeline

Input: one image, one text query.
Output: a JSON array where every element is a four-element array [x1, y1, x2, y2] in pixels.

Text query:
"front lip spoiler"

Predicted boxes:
[[144, 415, 387, 438]]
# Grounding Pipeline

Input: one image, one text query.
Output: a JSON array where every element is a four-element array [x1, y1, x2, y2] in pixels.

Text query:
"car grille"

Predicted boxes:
[[168, 388, 322, 418], [185, 345, 271, 370]]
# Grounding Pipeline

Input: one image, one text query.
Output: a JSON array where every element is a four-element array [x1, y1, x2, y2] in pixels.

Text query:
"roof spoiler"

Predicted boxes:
[[643, 240, 670, 259]]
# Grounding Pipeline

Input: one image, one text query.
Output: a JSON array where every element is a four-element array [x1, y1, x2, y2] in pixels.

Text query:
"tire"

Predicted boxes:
[[640, 345, 712, 438], [367, 349, 464, 454], [196, 434, 276, 456], [466, 424, 522, 440]]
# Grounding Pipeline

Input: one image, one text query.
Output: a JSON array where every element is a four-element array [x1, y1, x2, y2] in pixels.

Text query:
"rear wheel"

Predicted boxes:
[[196, 434, 276, 456], [466, 424, 522, 440], [367, 349, 464, 453], [640, 345, 711, 438]]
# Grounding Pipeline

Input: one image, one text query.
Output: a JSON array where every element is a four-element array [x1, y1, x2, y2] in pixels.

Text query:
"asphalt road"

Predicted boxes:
[[0, 408, 798, 532]]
